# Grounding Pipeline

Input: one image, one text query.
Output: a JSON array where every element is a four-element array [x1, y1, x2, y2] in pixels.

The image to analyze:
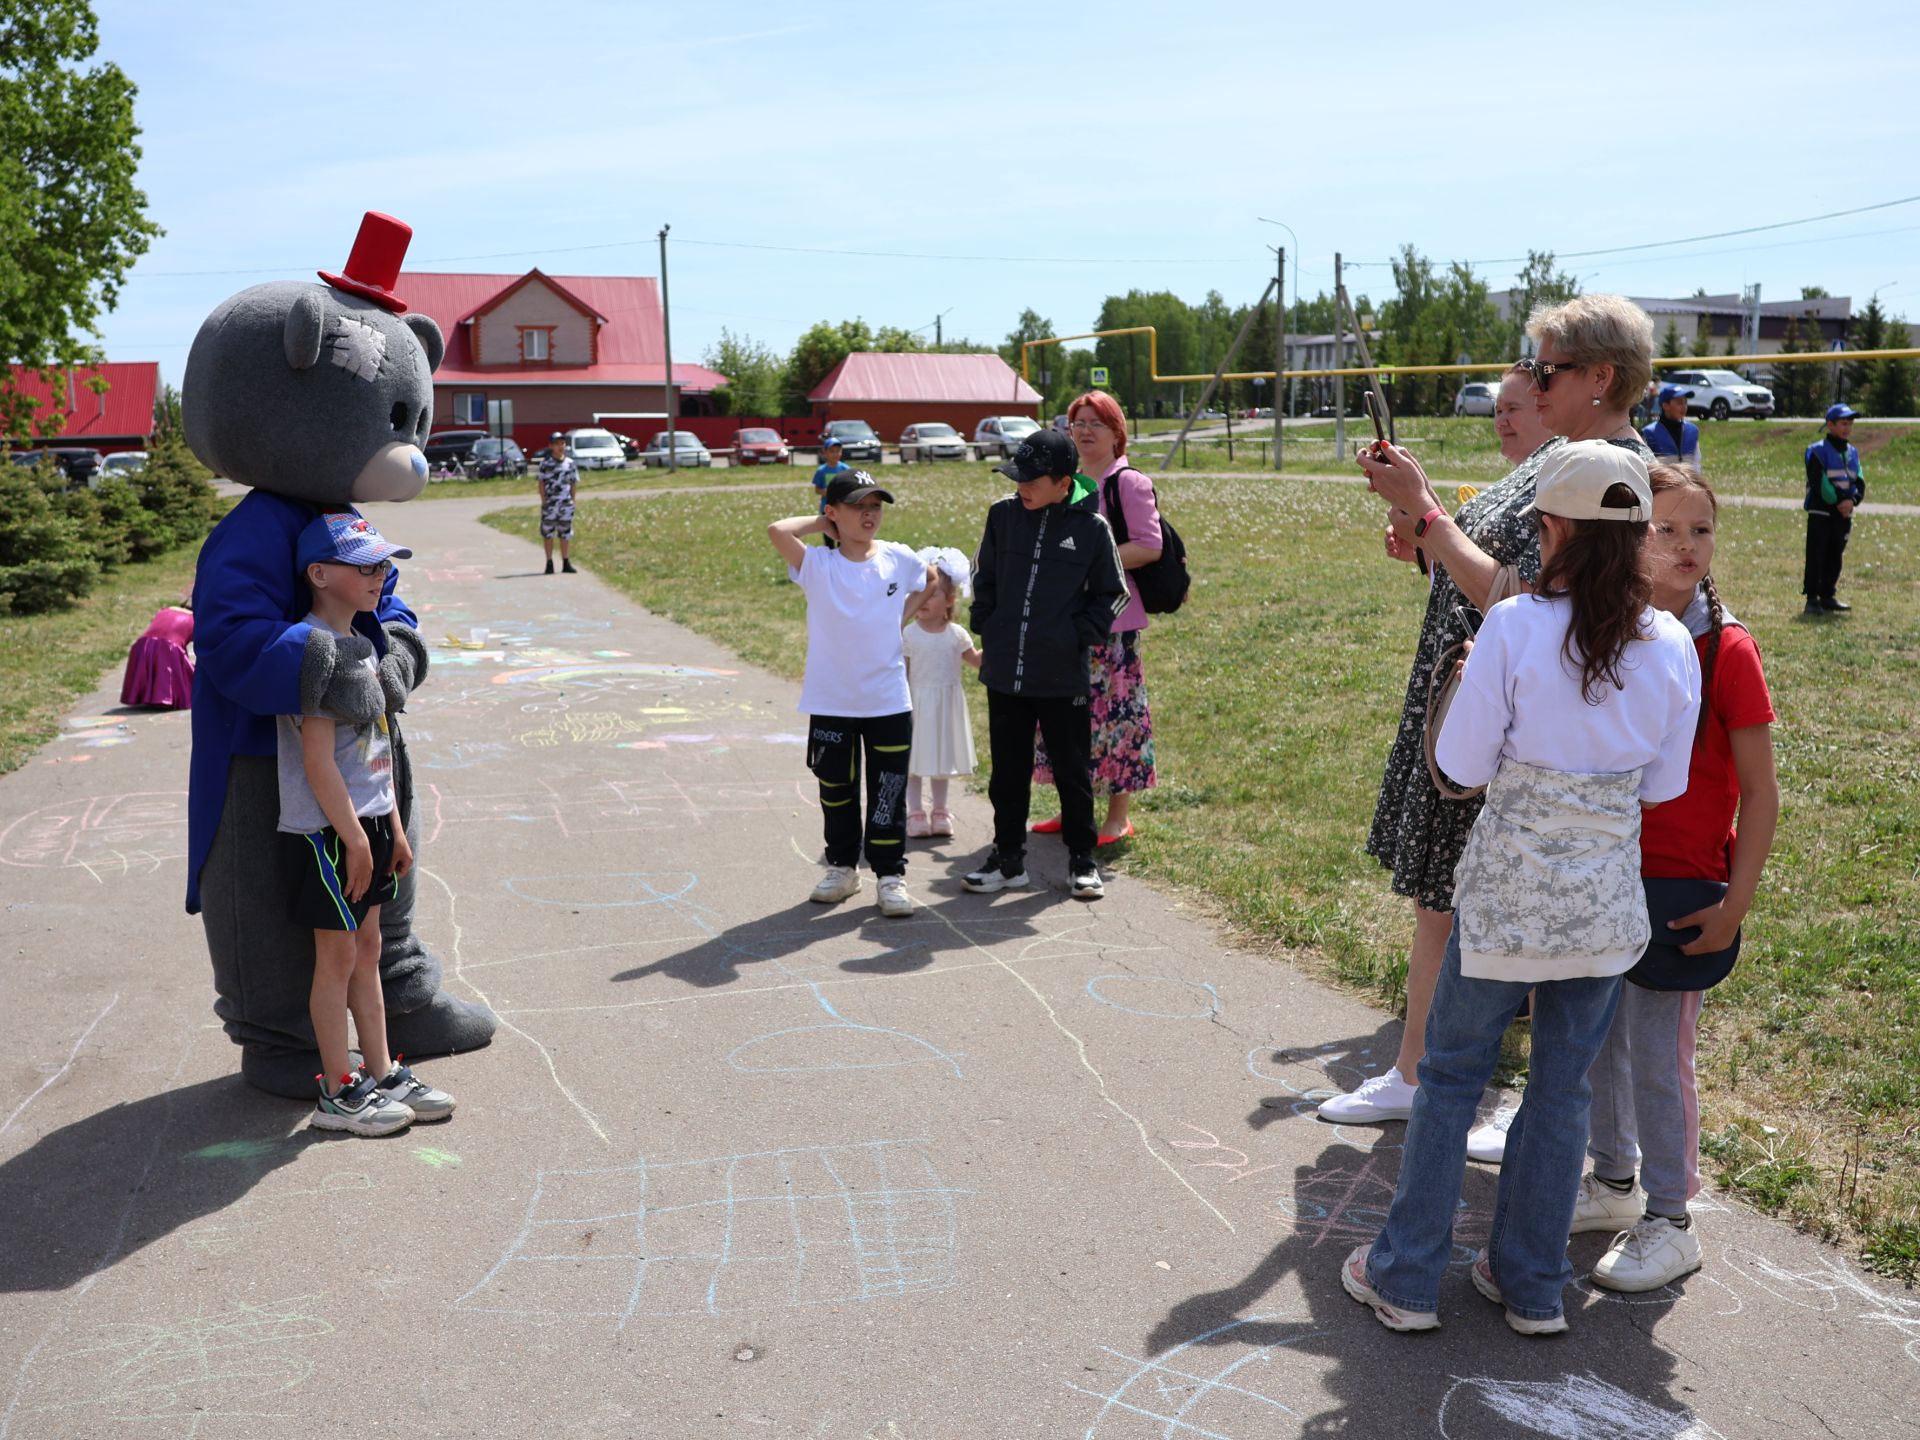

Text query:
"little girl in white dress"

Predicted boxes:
[[903, 547, 982, 838]]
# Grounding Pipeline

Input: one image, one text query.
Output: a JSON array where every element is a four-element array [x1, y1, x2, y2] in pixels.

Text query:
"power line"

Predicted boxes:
[[1344, 193, 1920, 269]]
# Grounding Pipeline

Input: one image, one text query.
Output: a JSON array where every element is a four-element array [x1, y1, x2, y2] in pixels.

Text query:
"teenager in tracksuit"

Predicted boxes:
[[965, 429, 1128, 900], [1803, 403, 1864, 615], [1641, 384, 1701, 472]]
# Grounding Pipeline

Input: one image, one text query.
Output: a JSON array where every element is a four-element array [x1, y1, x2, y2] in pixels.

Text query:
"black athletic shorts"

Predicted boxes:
[[285, 814, 400, 932]]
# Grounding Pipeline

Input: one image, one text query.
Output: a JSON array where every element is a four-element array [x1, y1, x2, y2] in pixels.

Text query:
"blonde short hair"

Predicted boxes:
[[1527, 294, 1655, 412]]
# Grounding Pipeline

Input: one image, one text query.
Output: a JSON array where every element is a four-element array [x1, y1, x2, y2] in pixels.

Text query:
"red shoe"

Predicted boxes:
[[1096, 823, 1136, 848], [1030, 816, 1064, 834]]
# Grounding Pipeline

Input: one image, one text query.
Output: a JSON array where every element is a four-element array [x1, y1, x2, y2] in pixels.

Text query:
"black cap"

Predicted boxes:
[[995, 428, 1078, 483], [822, 470, 894, 507]]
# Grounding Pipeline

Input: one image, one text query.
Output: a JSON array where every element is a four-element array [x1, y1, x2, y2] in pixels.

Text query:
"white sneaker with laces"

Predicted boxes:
[[1570, 1173, 1645, 1234], [810, 865, 860, 904], [876, 875, 913, 917], [1317, 1067, 1417, 1124], [1466, 1104, 1517, 1164], [1590, 1214, 1703, 1292]]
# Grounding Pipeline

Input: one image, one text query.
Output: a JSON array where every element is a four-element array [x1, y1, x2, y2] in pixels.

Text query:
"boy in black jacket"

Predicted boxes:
[[965, 430, 1128, 899]]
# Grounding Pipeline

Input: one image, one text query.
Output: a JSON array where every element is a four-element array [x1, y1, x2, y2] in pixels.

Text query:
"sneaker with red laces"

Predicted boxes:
[[1340, 1246, 1439, 1332]]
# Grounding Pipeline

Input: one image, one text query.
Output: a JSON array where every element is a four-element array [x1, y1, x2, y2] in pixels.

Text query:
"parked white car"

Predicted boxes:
[[899, 422, 969, 463], [1662, 368, 1774, 421], [639, 430, 713, 468], [99, 451, 148, 480], [973, 415, 1041, 459], [1453, 382, 1497, 417], [566, 427, 628, 469]]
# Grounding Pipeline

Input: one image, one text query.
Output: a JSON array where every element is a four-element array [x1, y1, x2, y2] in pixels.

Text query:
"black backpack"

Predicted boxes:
[[1103, 468, 1190, 614]]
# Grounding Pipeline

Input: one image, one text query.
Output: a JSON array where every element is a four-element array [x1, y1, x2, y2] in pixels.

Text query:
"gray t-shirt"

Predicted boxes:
[[277, 617, 395, 833]]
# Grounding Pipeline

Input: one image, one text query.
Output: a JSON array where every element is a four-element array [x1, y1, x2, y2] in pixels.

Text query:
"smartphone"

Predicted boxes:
[[1363, 390, 1389, 452]]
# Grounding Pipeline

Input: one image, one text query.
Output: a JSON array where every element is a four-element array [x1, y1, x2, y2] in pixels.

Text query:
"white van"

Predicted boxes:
[[566, 427, 627, 470]]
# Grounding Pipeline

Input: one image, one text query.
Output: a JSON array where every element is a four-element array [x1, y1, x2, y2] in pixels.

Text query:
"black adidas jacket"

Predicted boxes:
[[970, 493, 1128, 698]]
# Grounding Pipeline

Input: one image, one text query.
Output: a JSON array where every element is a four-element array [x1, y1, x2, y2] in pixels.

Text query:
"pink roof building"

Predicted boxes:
[[6, 362, 159, 449], [807, 352, 1041, 439]]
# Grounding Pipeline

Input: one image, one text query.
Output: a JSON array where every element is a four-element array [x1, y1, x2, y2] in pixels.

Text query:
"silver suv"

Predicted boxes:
[[1663, 368, 1774, 421], [973, 415, 1041, 458]]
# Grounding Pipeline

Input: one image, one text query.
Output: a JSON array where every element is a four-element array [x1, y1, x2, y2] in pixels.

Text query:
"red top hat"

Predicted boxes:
[[318, 211, 413, 314]]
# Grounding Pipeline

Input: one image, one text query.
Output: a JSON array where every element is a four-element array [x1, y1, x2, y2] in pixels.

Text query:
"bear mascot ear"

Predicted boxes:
[[404, 312, 445, 373], [284, 289, 327, 370]]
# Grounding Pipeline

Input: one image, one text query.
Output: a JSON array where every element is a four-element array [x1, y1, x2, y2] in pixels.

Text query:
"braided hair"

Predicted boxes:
[[1648, 462, 1722, 734]]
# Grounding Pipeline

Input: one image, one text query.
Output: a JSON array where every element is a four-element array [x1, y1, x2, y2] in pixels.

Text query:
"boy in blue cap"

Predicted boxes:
[[1642, 384, 1701, 472], [1803, 404, 1864, 614], [282, 510, 455, 1134]]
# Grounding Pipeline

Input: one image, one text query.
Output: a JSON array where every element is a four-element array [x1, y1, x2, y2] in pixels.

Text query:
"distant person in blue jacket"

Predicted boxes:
[[1803, 403, 1864, 615], [1642, 385, 1701, 472]]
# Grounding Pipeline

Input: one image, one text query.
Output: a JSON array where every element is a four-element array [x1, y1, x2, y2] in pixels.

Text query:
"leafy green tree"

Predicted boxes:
[[0, 464, 95, 611], [0, 0, 163, 440], [127, 430, 217, 555], [781, 319, 875, 415], [152, 379, 183, 440], [1801, 286, 1832, 300], [702, 328, 784, 418], [1868, 318, 1917, 417], [1502, 251, 1581, 355], [1660, 319, 1684, 359], [1375, 247, 1508, 415]]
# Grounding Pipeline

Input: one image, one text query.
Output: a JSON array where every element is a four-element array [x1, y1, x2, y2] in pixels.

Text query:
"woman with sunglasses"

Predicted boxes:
[[1316, 294, 1657, 1129]]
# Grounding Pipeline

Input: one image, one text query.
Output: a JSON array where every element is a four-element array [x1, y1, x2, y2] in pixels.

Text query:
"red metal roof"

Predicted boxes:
[[808, 352, 1041, 405], [6, 363, 158, 442], [397, 270, 727, 391]]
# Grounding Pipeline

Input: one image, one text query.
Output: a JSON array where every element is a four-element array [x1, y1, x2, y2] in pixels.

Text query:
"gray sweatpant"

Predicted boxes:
[[1586, 983, 1705, 1217]]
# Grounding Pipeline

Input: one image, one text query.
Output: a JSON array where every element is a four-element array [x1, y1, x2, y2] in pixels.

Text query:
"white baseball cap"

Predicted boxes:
[[1526, 440, 1652, 522]]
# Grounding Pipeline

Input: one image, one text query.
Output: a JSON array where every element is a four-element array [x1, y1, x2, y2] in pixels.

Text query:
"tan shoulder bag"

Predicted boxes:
[[1423, 563, 1521, 801]]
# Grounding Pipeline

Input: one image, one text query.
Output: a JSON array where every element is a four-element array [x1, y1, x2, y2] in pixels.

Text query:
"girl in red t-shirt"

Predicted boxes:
[[1580, 463, 1780, 1294]]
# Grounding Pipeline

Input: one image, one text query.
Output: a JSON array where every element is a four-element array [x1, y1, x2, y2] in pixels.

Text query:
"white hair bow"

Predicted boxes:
[[916, 545, 973, 598]]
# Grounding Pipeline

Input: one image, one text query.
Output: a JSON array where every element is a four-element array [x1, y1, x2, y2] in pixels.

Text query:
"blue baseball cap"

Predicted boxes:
[[1825, 403, 1859, 423], [1656, 384, 1694, 405], [296, 510, 413, 572]]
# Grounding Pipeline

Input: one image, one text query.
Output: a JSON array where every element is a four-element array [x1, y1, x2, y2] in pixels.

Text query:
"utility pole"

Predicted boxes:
[[1333, 252, 1345, 461], [659, 224, 676, 474], [1271, 245, 1285, 471], [935, 313, 942, 347]]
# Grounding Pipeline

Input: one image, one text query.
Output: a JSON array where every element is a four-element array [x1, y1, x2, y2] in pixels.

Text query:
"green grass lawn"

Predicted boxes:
[[0, 541, 205, 775], [485, 463, 1920, 1278]]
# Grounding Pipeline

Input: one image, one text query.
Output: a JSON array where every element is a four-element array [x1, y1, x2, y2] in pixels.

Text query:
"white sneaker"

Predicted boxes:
[[1466, 1104, 1517, 1164], [876, 875, 913, 918], [1590, 1214, 1703, 1292], [1339, 1245, 1439, 1332], [1570, 1173, 1644, 1234], [809, 865, 860, 904], [1317, 1067, 1416, 1124], [1470, 1250, 1569, 1336]]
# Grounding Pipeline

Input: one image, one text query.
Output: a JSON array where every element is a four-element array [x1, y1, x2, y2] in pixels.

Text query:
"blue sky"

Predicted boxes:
[[93, 0, 1920, 386]]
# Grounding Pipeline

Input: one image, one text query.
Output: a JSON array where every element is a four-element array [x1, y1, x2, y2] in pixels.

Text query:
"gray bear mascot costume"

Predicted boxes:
[[183, 211, 496, 1097]]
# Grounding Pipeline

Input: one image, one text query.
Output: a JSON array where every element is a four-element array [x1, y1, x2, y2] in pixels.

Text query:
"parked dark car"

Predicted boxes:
[[819, 419, 884, 463], [423, 429, 491, 467], [10, 447, 103, 488], [468, 436, 527, 478]]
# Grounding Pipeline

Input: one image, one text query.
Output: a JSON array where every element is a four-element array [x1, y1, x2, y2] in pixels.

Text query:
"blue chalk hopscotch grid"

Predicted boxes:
[[453, 1139, 963, 1325]]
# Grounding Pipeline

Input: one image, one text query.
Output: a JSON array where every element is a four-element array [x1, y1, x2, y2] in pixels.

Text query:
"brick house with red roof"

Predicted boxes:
[[397, 269, 728, 451], [807, 352, 1041, 440], [6, 362, 159, 453]]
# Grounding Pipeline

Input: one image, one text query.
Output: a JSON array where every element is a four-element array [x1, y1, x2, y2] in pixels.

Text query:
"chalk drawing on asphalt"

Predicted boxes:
[[452, 1139, 963, 1326], [1066, 1313, 1325, 1438], [1086, 974, 1220, 1020], [1436, 1373, 1726, 1440], [0, 792, 185, 879]]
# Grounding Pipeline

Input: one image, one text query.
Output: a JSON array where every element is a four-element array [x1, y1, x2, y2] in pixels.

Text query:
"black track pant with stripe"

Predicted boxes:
[[808, 711, 913, 876]]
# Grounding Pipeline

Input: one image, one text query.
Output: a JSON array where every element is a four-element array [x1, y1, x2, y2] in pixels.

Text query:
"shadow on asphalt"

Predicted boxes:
[[0, 1077, 318, 1294], [609, 894, 1048, 988], [1136, 1030, 1696, 1434]]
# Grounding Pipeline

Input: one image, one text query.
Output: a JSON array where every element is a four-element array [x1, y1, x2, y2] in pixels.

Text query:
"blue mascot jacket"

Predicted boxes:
[[185, 490, 414, 913]]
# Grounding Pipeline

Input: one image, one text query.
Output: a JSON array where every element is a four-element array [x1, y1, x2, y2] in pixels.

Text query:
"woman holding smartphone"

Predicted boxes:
[[1317, 294, 1656, 1127]]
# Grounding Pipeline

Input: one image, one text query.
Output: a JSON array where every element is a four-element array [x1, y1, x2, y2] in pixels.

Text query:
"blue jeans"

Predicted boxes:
[[1366, 923, 1624, 1321]]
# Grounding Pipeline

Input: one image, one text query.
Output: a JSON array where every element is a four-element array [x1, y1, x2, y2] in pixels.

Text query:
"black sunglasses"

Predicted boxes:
[[322, 558, 393, 577], [1519, 357, 1585, 392]]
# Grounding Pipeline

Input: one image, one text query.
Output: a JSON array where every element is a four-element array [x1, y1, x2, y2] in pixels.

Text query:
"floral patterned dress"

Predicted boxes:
[[1365, 434, 1654, 911]]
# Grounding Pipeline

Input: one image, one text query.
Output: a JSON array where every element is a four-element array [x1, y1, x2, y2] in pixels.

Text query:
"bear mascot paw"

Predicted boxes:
[[181, 211, 495, 1098]]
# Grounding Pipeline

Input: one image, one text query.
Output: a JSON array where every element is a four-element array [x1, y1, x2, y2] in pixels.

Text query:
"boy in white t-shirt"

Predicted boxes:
[[768, 472, 935, 916]]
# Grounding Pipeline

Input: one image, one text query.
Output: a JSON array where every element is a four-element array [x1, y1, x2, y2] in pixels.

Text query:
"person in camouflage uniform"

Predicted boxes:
[[538, 431, 579, 574]]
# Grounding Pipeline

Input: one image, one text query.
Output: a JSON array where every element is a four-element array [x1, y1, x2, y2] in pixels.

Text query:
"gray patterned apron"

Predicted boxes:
[[1452, 759, 1648, 981]]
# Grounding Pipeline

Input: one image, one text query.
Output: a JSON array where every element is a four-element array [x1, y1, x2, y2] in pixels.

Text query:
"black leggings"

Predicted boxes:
[[808, 711, 912, 876]]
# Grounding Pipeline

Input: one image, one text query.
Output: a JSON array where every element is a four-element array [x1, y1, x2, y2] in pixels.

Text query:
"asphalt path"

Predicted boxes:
[[2, 495, 1916, 1438]]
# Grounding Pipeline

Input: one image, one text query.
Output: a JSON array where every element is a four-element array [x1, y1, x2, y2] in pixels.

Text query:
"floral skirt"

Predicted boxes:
[[1035, 632, 1155, 797]]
